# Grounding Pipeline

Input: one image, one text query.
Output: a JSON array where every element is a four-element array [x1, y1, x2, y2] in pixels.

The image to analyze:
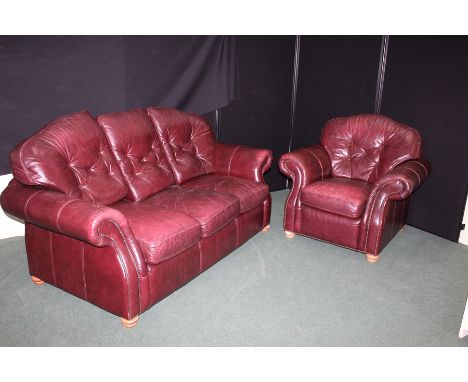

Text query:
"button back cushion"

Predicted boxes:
[[147, 107, 215, 184], [98, 109, 175, 202], [301, 178, 372, 219], [10, 110, 127, 205], [321, 114, 422, 183], [181, 174, 269, 213]]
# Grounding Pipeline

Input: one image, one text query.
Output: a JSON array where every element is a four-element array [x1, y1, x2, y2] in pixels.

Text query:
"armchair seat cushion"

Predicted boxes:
[[181, 174, 269, 213], [141, 186, 240, 238], [301, 178, 372, 219], [112, 203, 201, 265]]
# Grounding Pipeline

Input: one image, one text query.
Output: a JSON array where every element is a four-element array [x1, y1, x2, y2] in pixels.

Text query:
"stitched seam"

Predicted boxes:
[[18, 138, 35, 184], [406, 168, 421, 187], [364, 184, 387, 252], [55, 200, 78, 233], [227, 145, 242, 175], [81, 242, 88, 301], [23, 190, 43, 221], [373, 190, 401, 254], [306, 148, 324, 180], [412, 161, 428, 178], [49, 231, 57, 285]]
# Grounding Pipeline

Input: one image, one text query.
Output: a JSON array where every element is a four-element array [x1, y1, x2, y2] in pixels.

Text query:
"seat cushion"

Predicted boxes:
[[98, 109, 175, 202], [181, 174, 269, 213], [112, 202, 201, 265], [301, 178, 372, 219], [141, 186, 240, 238]]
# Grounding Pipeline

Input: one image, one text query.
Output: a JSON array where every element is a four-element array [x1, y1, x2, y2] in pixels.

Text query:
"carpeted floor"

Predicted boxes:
[[1, 190, 467, 346]]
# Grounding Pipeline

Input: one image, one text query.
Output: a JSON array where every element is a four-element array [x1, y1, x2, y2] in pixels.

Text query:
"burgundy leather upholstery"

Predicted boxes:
[[141, 186, 240, 238], [10, 110, 127, 205], [321, 115, 422, 183], [147, 107, 215, 184], [112, 202, 201, 264], [181, 174, 269, 213], [98, 109, 175, 202], [279, 114, 430, 258], [301, 178, 372, 219], [214, 143, 273, 183], [0, 107, 272, 323]]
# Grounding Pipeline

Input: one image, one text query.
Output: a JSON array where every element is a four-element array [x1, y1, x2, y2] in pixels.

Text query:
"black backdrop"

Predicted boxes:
[[0, 35, 237, 174], [381, 36, 468, 241], [1, 35, 467, 242]]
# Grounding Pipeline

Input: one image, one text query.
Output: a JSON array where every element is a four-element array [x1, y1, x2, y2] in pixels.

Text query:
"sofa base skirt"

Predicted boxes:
[[22, 198, 271, 321]]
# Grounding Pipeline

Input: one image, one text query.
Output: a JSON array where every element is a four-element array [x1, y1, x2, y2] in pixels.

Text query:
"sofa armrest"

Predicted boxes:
[[214, 143, 273, 183], [0, 180, 147, 277]]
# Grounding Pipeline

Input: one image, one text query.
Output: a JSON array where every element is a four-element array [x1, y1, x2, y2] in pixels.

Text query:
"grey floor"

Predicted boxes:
[[1, 190, 467, 346]]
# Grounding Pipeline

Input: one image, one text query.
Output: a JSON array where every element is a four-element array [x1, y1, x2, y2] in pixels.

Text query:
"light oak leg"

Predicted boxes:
[[121, 316, 139, 328], [366, 254, 379, 263], [285, 230, 296, 239], [31, 276, 44, 285], [262, 224, 270, 232]]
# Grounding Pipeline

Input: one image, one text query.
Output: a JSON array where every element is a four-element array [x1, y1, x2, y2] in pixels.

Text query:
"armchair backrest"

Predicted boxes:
[[147, 107, 215, 184], [320, 114, 422, 183], [9, 110, 128, 205]]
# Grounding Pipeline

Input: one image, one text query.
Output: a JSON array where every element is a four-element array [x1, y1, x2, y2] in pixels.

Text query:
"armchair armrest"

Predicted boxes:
[[0, 180, 147, 277], [370, 159, 431, 201], [279, 145, 332, 191], [214, 143, 272, 183]]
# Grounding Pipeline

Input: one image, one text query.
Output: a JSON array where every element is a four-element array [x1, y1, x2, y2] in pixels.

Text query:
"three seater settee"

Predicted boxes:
[[0, 108, 272, 327]]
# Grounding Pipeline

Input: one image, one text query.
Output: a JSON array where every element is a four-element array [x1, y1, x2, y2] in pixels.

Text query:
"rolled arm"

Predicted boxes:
[[214, 143, 273, 183], [0, 180, 147, 277], [371, 159, 431, 201], [279, 145, 332, 191]]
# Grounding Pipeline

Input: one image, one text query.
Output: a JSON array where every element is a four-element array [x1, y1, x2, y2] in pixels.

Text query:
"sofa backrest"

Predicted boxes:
[[10, 110, 128, 205], [98, 109, 176, 202], [320, 114, 422, 183], [147, 107, 215, 184]]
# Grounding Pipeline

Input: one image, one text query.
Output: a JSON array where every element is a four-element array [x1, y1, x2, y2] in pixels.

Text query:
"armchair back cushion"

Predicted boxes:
[[10, 110, 127, 205], [321, 114, 422, 183], [147, 107, 215, 184], [98, 109, 175, 202]]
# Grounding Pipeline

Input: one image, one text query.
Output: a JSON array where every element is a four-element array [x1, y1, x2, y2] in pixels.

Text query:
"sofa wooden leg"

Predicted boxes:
[[31, 276, 44, 285], [262, 224, 270, 232], [366, 254, 379, 263], [285, 230, 296, 239], [121, 316, 139, 328]]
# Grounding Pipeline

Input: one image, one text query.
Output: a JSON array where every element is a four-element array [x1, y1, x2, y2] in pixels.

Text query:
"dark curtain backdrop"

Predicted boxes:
[[0, 35, 238, 174]]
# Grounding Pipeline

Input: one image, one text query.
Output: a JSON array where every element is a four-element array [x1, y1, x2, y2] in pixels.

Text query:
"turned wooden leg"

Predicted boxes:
[[121, 316, 139, 328], [285, 230, 296, 239], [31, 276, 44, 285], [262, 224, 270, 232], [366, 254, 379, 263]]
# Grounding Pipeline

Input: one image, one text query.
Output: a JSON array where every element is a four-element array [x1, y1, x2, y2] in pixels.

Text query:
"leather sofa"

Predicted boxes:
[[0, 108, 272, 327], [279, 114, 430, 262]]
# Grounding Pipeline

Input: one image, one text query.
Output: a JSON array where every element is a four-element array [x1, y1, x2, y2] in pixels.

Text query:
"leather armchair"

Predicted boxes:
[[279, 114, 431, 262]]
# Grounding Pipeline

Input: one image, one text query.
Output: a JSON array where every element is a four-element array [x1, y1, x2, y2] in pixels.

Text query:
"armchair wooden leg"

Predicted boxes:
[[366, 254, 379, 263], [285, 230, 296, 239], [262, 224, 270, 232], [31, 276, 44, 285], [121, 316, 139, 328]]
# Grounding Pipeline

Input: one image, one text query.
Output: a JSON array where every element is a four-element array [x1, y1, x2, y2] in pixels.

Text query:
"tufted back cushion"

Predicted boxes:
[[10, 110, 128, 205], [98, 109, 176, 202], [321, 114, 422, 183], [147, 107, 215, 184]]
